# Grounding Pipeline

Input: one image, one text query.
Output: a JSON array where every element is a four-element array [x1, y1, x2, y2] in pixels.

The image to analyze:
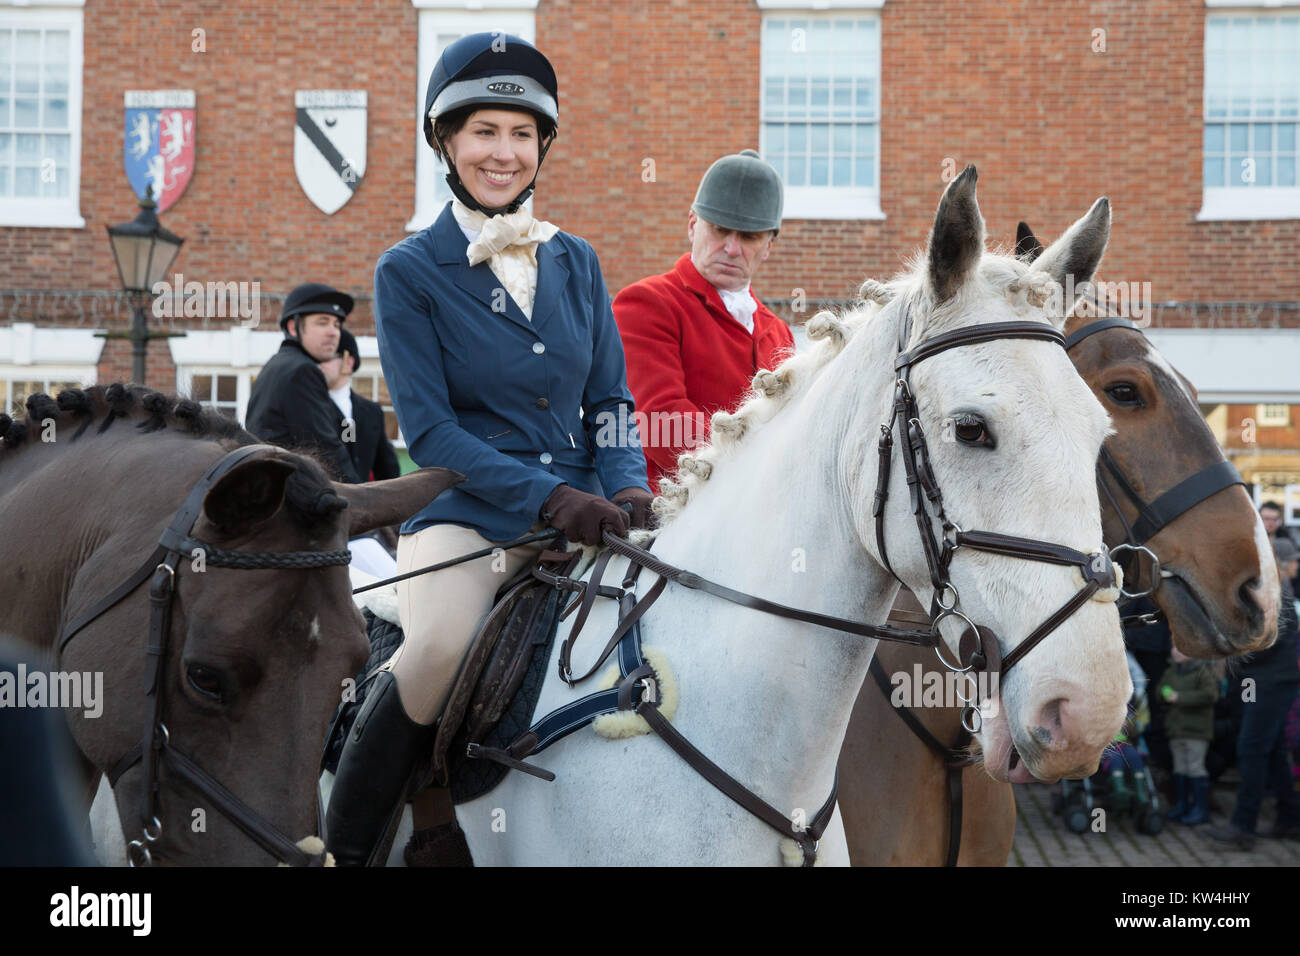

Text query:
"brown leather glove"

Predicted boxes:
[[541, 484, 630, 546], [612, 486, 654, 530]]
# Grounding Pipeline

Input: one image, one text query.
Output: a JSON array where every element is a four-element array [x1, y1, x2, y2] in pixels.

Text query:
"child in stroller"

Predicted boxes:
[[1054, 652, 1165, 835]]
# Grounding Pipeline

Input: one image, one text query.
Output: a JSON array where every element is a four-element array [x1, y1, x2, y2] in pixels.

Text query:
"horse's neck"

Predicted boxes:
[[42, 434, 216, 654], [642, 332, 901, 808]]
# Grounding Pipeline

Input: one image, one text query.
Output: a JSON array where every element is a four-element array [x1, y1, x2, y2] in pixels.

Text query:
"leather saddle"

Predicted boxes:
[[425, 545, 582, 792]]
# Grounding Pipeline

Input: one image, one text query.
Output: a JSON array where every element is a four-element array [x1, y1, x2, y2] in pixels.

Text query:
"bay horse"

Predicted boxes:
[[837, 222, 1280, 866], [0, 384, 460, 864], [454, 168, 1131, 865]]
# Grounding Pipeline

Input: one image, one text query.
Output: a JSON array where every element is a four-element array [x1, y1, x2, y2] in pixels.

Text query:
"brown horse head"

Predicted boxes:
[[1017, 223, 1278, 657], [0, 385, 461, 864]]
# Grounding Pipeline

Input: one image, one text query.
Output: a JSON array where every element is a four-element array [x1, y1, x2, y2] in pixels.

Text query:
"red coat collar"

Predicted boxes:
[[673, 253, 753, 320]]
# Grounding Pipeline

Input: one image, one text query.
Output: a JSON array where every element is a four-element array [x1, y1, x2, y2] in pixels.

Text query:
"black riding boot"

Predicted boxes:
[[325, 670, 435, 867]]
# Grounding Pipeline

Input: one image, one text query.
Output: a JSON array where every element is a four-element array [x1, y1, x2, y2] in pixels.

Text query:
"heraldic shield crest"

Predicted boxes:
[[124, 90, 196, 213], [295, 90, 367, 214]]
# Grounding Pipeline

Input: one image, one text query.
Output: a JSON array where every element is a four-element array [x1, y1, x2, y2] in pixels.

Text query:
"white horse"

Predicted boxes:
[[455, 167, 1132, 865]]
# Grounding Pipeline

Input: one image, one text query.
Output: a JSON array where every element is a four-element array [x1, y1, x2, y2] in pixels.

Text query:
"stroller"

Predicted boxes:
[[1052, 653, 1165, 835]]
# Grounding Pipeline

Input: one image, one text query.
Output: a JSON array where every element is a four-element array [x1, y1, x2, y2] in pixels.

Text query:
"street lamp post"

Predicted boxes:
[[102, 186, 186, 386]]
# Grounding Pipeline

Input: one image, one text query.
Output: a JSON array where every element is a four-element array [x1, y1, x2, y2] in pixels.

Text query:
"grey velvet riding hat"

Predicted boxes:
[[691, 149, 784, 234]]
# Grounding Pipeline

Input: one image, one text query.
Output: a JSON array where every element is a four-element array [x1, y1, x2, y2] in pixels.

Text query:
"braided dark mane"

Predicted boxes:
[[0, 383, 255, 449], [0, 384, 347, 526]]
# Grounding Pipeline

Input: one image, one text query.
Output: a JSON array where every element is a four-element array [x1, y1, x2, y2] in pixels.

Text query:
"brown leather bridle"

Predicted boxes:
[[873, 305, 1120, 732], [56, 444, 352, 866], [874, 312, 1246, 867], [1064, 315, 1245, 605]]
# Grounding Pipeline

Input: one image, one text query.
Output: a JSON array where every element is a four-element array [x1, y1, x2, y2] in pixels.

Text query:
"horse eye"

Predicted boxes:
[[952, 414, 993, 447], [186, 664, 224, 702], [1105, 383, 1143, 407]]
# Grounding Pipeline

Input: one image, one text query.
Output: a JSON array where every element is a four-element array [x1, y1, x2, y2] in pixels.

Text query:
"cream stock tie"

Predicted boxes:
[[453, 200, 559, 320]]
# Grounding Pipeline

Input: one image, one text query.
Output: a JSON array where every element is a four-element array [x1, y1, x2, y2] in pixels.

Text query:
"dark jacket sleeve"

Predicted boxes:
[[374, 252, 565, 517], [287, 360, 362, 483], [371, 408, 401, 481], [1241, 578, 1300, 684], [581, 246, 651, 496]]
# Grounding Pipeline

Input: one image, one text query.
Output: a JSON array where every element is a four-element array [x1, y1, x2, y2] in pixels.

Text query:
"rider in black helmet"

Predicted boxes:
[[245, 282, 361, 483], [325, 32, 650, 867]]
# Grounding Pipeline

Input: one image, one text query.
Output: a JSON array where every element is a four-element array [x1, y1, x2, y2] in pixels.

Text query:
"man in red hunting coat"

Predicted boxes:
[[614, 150, 794, 492]]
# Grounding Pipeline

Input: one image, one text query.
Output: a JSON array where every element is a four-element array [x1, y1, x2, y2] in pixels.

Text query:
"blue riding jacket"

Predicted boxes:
[[373, 202, 649, 542]]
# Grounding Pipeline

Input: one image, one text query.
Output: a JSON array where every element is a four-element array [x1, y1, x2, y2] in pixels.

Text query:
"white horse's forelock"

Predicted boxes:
[[653, 250, 1062, 525]]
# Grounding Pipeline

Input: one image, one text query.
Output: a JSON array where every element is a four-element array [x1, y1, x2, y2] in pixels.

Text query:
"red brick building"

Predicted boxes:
[[2, 0, 1298, 495]]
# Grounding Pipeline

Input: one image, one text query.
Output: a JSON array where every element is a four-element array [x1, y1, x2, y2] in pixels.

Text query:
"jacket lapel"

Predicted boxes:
[[433, 204, 535, 334], [530, 239, 569, 331]]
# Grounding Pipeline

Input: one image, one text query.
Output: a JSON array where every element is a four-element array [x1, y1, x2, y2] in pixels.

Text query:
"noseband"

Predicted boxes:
[[56, 444, 352, 866], [874, 306, 1120, 731], [1064, 316, 1245, 609]]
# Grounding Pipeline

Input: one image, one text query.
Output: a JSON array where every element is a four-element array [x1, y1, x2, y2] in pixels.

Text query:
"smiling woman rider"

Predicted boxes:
[[324, 33, 652, 866]]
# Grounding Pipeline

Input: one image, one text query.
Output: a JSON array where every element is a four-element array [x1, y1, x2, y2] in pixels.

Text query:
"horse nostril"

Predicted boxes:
[[1033, 698, 1068, 749], [1041, 698, 1064, 731], [1237, 576, 1263, 627]]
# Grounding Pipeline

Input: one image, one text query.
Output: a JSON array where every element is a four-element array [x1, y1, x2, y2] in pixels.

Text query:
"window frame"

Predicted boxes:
[[406, 2, 538, 233], [1198, 5, 1300, 221], [0, 364, 94, 415], [1257, 402, 1291, 425], [176, 366, 251, 423], [759, 6, 885, 222], [0, 1, 85, 228]]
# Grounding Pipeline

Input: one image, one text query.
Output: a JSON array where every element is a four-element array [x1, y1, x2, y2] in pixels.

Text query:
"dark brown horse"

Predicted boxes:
[[0, 384, 459, 864], [838, 224, 1280, 866]]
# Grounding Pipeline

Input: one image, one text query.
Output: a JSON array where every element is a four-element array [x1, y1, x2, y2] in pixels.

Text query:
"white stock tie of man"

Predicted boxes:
[[718, 285, 757, 334]]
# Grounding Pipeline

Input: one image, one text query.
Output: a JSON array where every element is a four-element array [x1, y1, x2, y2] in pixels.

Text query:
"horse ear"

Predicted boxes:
[[926, 164, 985, 304], [201, 458, 297, 536], [332, 467, 465, 538], [1028, 197, 1111, 319], [1015, 221, 1044, 263]]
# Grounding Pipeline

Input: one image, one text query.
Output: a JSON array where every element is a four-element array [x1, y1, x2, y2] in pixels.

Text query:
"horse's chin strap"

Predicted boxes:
[[61, 444, 347, 867]]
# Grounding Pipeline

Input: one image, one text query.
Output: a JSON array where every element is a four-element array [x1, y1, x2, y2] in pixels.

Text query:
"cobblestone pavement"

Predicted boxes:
[[1008, 773, 1300, 866]]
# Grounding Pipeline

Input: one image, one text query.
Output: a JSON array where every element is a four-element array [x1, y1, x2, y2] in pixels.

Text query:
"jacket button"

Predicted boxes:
[[535, 397, 549, 410], [532, 342, 546, 355], [540, 452, 553, 465]]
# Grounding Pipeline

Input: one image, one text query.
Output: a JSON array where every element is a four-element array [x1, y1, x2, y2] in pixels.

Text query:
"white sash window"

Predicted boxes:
[[0, 1, 85, 228], [1199, 6, 1300, 220], [760, 4, 885, 221]]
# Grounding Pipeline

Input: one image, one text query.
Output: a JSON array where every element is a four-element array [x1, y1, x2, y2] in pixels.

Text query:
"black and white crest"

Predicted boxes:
[[294, 90, 367, 215]]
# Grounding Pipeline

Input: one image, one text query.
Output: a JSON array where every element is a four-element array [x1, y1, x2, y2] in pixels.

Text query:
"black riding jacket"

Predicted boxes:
[[245, 339, 361, 483]]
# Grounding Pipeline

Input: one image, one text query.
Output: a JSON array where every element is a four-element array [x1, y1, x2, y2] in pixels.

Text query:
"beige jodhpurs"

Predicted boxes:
[[387, 523, 547, 725]]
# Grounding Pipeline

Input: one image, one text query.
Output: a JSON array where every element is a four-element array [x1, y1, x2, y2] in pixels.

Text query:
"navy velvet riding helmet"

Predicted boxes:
[[422, 32, 560, 215]]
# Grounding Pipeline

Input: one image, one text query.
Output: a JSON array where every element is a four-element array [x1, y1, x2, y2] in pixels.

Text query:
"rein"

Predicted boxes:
[[350, 529, 561, 595], [58, 445, 351, 867]]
